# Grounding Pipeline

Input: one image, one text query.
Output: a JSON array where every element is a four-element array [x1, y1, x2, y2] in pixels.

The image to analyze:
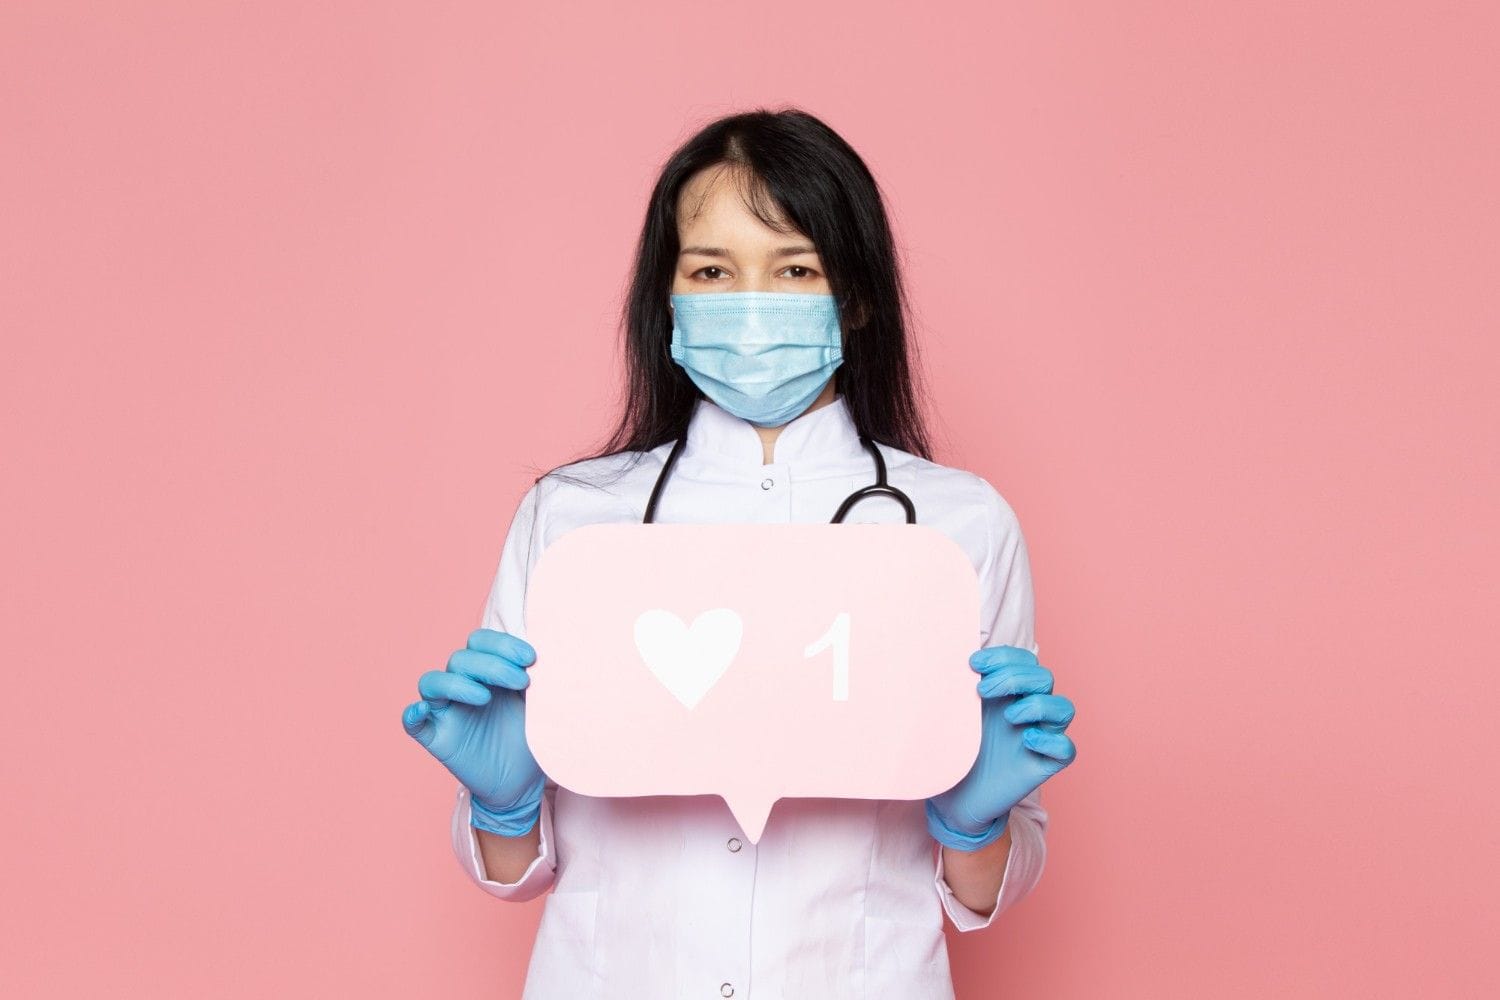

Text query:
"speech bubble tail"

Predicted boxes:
[[725, 794, 776, 845]]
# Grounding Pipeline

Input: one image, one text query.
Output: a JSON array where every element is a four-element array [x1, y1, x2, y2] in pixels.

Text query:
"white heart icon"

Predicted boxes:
[[633, 607, 743, 709]]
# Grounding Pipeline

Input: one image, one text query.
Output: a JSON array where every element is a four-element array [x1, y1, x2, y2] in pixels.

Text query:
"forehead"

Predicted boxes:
[[676, 164, 800, 241]]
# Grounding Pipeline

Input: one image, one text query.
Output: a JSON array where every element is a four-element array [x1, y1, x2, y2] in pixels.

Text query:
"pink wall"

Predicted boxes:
[[3, 2, 1495, 997]]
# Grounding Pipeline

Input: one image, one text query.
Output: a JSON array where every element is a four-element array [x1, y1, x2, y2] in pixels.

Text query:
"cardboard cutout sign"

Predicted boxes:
[[523, 523, 982, 843]]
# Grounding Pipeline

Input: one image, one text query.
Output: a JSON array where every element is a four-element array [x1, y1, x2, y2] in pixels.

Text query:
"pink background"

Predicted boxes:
[[2, 2, 1495, 997]]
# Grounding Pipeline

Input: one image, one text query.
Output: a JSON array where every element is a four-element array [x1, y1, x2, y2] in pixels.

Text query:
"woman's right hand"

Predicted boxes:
[[401, 628, 546, 836]]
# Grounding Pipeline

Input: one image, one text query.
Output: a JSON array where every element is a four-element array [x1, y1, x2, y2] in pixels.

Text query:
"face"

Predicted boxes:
[[672, 164, 832, 297]]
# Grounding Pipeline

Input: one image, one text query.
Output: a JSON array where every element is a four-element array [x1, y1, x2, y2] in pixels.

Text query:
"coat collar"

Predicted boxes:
[[679, 393, 867, 468]]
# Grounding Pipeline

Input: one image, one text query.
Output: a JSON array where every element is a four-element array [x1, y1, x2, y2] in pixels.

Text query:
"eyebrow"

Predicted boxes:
[[678, 244, 818, 259]]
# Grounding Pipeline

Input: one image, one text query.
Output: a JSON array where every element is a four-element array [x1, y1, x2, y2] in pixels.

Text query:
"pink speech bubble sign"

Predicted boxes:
[[523, 523, 982, 843]]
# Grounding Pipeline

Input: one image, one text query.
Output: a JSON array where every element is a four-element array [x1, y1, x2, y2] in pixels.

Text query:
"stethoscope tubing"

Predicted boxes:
[[642, 433, 917, 524]]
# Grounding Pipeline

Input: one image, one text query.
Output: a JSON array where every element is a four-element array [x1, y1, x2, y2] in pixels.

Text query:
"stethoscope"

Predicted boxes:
[[642, 433, 918, 525]]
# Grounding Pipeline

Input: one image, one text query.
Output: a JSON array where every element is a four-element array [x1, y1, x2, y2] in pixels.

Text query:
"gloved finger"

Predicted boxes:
[[467, 628, 537, 666], [418, 668, 493, 706], [1003, 693, 1075, 727], [1022, 727, 1077, 764], [447, 647, 531, 690], [971, 651, 1049, 684], [977, 664, 1053, 699], [402, 700, 436, 745], [968, 645, 1038, 672]]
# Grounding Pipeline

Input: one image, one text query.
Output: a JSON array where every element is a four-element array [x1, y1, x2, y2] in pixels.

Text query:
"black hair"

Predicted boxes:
[[537, 105, 933, 486]]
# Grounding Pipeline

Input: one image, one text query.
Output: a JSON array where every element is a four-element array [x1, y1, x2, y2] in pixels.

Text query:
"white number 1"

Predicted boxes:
[[803, 612, 851, 701]]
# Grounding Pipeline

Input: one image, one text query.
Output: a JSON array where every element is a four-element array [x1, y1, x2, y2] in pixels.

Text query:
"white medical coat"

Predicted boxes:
[[450, 393, 1047, 998]]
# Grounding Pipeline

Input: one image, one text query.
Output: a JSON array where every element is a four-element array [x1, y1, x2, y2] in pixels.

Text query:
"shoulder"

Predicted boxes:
[[526, 445, 671, 534], [879, 443, 1023, 540]]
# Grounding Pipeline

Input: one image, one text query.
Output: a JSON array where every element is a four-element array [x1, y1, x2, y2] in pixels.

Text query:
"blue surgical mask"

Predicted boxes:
[[669, 291, 844, 428]]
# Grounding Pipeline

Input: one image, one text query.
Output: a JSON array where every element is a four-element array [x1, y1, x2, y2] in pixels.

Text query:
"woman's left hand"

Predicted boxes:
[[924, 644, 1078, 851]]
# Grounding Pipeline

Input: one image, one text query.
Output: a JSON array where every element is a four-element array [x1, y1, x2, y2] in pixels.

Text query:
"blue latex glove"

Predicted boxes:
[[402, 628, 546, 837], [925, 644, 1078, 851]]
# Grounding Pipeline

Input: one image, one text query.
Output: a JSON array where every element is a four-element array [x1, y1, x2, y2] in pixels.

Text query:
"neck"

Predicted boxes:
[[752, 380, 840, 464]]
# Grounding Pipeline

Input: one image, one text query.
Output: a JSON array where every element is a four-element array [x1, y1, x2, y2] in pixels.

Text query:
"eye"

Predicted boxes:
[[690, 266, 730, 281], [783, 265, 820, 280]]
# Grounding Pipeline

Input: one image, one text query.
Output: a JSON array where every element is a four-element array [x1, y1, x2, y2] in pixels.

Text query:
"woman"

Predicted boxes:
[[401, 107, 1078, 999]]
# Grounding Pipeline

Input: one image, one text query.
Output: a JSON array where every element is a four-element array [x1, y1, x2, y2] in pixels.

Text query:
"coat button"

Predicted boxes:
[[760, 477, 774, 490], [727, 837, 742, 852], [720, 984, 735, 997]]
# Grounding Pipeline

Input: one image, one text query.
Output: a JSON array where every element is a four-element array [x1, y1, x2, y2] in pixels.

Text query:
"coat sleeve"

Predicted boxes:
[[448, 480, 561, 901], [933, 476, 1049, 932]]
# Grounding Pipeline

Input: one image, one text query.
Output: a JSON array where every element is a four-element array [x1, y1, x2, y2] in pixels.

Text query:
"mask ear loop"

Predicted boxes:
[[830, 437, 917, 524]]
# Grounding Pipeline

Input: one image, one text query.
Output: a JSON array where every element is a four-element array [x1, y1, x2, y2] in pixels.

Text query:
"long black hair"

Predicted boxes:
[[539, 106, 933, 485]]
